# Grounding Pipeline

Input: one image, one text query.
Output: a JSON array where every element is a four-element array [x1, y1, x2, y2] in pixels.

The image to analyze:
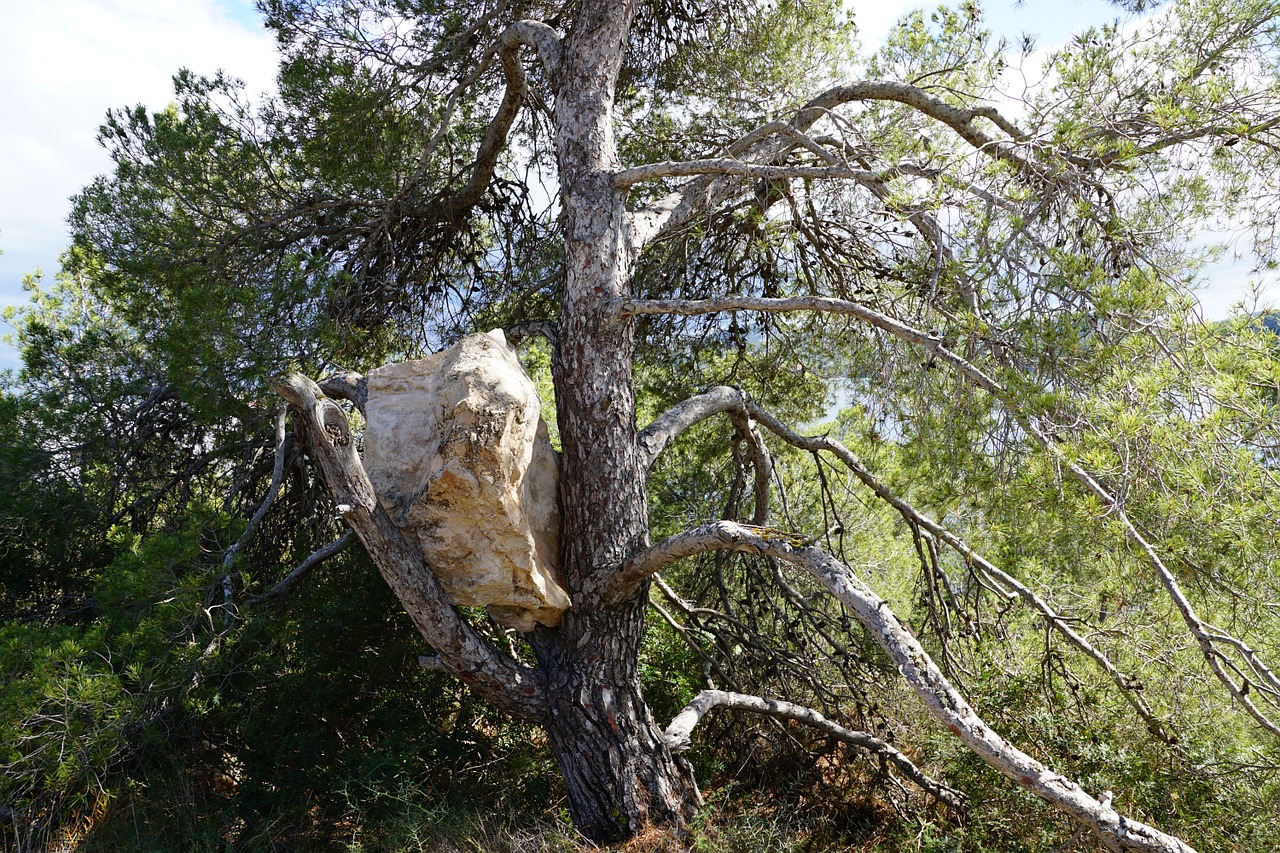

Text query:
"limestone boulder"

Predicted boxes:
[[362, 330, 569, 631]]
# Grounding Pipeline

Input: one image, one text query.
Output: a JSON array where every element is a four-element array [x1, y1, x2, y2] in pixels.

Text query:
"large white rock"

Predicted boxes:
[[362, 330, 569, 631]]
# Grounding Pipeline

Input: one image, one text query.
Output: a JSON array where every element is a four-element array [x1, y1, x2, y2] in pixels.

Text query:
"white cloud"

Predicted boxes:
[[0, 0, 278, 316]]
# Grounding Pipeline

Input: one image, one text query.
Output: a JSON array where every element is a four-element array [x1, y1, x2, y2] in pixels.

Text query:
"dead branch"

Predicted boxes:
[[272, 372, 547, 722], [318, 371, 368, 416], [246, 531, 354, 604], [663, 689, 965, 810], [633, 522, 1197, 853]]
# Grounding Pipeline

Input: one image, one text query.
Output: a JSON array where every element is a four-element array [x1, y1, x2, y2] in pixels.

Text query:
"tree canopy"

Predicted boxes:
[[5, 0, 1280, 850]]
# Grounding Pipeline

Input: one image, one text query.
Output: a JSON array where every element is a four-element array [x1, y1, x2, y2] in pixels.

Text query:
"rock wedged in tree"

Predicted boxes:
[[362, 329, 569, 631]]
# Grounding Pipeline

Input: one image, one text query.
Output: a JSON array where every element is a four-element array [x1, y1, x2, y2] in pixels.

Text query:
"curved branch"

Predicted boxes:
[[744, 403, 1175, 745], [272, 373, 547, 723], [635, 384, 770, 521], [614, 522, 810, 597], [430, 22, 557, 221], [664, 689, 965, 810], [628, 80, 1037, 249], [619, 292, 1280, 737], [393, 20, 561, 229], [637, 386, 750, 469], [318, 370, 368, 416], [499, 20, 563, 80], [219, 404, 290, 625], [633, 522, 1196, 853], [247, 531, 354, 604]]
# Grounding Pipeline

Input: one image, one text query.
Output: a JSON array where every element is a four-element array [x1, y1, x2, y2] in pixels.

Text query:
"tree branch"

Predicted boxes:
[[271, 373, 547, 723], [499, 20, 563, 80], [617, 292, 1280, 738], [246, 531, 354, 604], [632, 522, 1196, 853], [394, 20, 562, 229], [627, 81, 1037, 249], [427, 23, 550, 221], [637, 386, 750, 469], [663, 689, 965, 810], [728, 403, 772, 526], [318, 370, 368, 416], [635, 385, 771, 523], [744, 403, 1175, 744], [615, 159, 882, 188], [219, 404, 289, 626]]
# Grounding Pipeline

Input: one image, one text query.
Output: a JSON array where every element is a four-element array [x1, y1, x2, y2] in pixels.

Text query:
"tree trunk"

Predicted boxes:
[[531, 0, 702, 839], [535, 598, 700, 841]]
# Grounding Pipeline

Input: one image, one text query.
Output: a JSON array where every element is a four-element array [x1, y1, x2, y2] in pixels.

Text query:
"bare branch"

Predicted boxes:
[[648, 578, 731, 689], [272, 373, 547, 723], [247, 531, 354, 604], [615, 159, 882, 188], [637, 386, 750, 469], [614, 521, 810, 597], [636, 385, 771, 521], [637, 522, 1196, 853], [628, 80, 1037, 248], [219, 404, 290, 626], [619, 292, 1280, 737], [745, 403, 1176, 744], [393, 20, 561, 230], [663, 689, 965, 810], [429, 22, 549, 221], [318, 370, 368, 416], [499, 19, 563, 80]]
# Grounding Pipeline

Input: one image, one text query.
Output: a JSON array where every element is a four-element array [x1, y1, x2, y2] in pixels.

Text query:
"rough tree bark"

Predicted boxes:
[[526, 0, 703, 837]]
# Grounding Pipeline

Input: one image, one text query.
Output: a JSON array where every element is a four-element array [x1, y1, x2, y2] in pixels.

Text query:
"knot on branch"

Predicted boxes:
[[321, 402, 351, 447], [661, 732, 692, 753]]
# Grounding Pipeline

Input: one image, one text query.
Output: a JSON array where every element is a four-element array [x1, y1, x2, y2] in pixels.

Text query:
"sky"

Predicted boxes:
[[0, 0, 278, 369], [0, 0, 1266, 370]]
